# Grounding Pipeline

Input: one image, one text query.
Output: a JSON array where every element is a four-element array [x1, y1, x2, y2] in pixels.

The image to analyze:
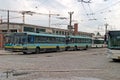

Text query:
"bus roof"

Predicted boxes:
[[22, 32, 65, 38], [108, 30, 120, 33], [108, 30, 120, 36], [6, 32, 92, 38]]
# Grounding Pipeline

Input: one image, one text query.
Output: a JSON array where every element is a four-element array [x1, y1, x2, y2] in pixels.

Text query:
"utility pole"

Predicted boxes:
[[7, 10, 10, 32], [104, 23, 108, 43], [105, 23, 108, 34], [49, 11, 51, 27], [0, 16, 2, 23], [68, 12, 74, 35], [48, 11, 59, 27], [22, 12, 25, 24]]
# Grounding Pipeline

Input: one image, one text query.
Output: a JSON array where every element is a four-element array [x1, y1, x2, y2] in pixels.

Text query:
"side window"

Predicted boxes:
[[28, 35, 34, 43], [21, 37, 27, 44], [59, 37, 65, 43], [41, 36, 47, 43], [35, 36, 40, 43]]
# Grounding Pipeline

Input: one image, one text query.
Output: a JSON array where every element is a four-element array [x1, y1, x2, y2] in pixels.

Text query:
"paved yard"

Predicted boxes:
[[0, 48, 120, 80]]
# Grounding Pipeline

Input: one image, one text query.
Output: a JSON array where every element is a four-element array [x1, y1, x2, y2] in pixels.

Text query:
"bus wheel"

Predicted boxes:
[[65, 47, 68, 51], [112, 59, 120, 62], [85, 45, 88, 50], [56, 46, 60, 52], [73, 46, 77, 51], [35, 47, 40, 54], [23, 52, 27, 54]]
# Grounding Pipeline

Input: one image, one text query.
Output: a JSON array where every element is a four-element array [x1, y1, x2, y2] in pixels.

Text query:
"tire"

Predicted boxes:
[[65, 47, 68, 51], [65, 46, 70, 51], [73, 46, 77, 51], [35, 47, 40, 54], [56, 46, 60, 52], [23, 52, 27, 54], [84, 45, 88, 50], [112, 59, 120, 62]]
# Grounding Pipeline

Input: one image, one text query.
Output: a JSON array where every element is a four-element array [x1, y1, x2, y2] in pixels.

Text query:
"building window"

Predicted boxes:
[[2, 30, 7, 32], [53, 30, 55, 34], [56, 31, 59, 34], [36, 28, 45, 33], [11, 29, 17, 32], [65, 32, 68, 35], [59, 31, 61, 35], [24, 27, 34, 32], [62, 31, 65, 35]]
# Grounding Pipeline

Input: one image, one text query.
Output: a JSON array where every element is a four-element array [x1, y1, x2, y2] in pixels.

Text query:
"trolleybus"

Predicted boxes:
[[4, 32, 66, 53], [107, 30, 120, 61], [92, 38, 106, 48], [65, 35, 92, 50]]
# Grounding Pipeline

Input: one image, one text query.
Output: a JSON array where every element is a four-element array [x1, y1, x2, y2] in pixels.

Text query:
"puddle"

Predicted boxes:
[[0, 72, 13, 79], [0, 70, 30, 79], [46, 55, 53, 57], [13, 72, 30, 76]]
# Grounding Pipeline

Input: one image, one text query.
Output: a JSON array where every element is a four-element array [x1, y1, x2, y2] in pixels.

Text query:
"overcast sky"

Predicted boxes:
[[0, 0, 120, 35]]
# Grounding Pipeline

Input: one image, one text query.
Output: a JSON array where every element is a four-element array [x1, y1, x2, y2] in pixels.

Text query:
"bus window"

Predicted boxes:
[[59, 37, 65, 43], [65, 37, 70, 44], [13, 36, 25, 44], [21, 37, 27, 44], [28, 35, 34, 43], [5, 36, 11, 44]]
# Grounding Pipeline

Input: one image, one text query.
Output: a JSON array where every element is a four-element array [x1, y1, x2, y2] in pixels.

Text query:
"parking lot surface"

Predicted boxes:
[[0, 48, 120, 80]]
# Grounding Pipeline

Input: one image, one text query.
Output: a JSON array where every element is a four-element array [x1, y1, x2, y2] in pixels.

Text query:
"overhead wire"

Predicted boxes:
[[86, 3, 104, 27], [87, 3, 96, 20], [80, 2, 91, 19], [2, 16, 23, 20], [77, 0, 107, 31], [79, 0, 120, 23], [34, 0, 49, 9], [95, 0, 120, 14]]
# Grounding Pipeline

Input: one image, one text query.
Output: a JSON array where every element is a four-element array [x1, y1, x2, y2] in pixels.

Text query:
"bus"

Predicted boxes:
[[5, 32, 66, 54], [65, 35, 92, 50], [107, 30, 120, 61], [92, 38, 106, 48]]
